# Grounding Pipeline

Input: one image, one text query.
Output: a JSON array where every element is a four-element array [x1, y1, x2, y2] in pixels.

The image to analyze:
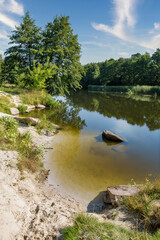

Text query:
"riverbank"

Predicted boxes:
[[0, 91, 86, 239], [0, 88, 159, 239]]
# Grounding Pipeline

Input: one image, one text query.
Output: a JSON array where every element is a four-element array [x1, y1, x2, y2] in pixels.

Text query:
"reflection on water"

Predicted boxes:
[[45, 91, 160, 201]]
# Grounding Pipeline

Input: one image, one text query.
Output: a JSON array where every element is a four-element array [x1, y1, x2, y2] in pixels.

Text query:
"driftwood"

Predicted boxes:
[[102, 130, 125, 142]]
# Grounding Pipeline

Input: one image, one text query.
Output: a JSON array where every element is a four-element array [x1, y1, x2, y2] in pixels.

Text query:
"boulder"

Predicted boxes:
[[35, 105, 46, 109], [148, 200, 160, 226], [40, 129, 54, 137], [10, 108, 19, 115], [102, 130, 125, 142], [104, 185, 140, 207], [14, 117, 40, 126]]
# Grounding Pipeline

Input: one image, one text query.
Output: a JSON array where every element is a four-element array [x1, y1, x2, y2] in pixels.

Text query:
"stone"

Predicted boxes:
[[148, 200, 160, 225], [14, 117, 40, 126], [104, 185, 140, 207], [10, 108, 19, 115], [35, 105, 46, 109], [41, 129, 54, 137], [102, 130, 125, 142]]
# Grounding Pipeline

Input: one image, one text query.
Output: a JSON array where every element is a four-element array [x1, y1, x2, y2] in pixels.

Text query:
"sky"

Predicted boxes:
[[0, 0, 160, 65]]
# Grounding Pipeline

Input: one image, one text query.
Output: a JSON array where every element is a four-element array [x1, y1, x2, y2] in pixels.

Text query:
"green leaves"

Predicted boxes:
[[4, 13, 83, 94]]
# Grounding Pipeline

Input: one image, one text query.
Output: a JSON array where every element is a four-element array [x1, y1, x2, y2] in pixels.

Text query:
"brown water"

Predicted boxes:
[[45, 91, 160, 201], [25, 91, 160, 201]]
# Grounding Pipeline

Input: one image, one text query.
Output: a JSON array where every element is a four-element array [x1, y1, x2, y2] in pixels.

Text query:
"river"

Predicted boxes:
[[26, 91, 160, 202]]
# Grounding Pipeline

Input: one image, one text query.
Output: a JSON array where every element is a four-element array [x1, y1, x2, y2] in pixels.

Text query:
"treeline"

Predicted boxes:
[[81, 51, 160, 88], [0, 12, 83, 94]]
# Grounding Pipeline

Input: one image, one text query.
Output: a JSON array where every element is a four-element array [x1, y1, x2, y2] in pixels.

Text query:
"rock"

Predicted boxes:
[[104, 185, 140, 207], [14, 117, 40, 126], [27, 105, 35, 110], [41, 129, 54, 137], [10, 108, 19, 115], [148, 200, 160, 226], [102, 130, 125, 142], [35, 105, 46, 109]]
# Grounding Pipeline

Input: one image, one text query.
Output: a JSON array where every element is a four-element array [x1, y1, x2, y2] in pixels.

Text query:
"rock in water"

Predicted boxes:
[[102, 130, 125, 142]]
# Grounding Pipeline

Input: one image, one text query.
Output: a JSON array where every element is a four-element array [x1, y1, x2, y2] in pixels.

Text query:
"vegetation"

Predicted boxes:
[[0, 116, 43, 172], [1, 12, 83, 95], [63, 214, 160, 240], [0, 95, 15, 114], [17, 104, 27, 113], [81, 51, 160, 92], [123, 179, 160, 229]]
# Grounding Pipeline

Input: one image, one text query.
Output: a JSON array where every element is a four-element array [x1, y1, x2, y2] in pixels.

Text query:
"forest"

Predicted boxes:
[[81, 51, 160, 88]]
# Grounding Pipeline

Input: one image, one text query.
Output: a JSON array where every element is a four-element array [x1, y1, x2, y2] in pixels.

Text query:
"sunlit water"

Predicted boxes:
[[26, 91, 160, 202]]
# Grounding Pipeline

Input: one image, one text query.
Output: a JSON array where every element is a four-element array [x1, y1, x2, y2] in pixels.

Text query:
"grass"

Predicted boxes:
[[0, 95, 15, 114], [36, 114, 56, 134], [17, 104, 28, 113], [0, 116, 43, 173], [123, 179, 160, 229], [88, 85, 160, 96], [62, 214, 160, 240], [20, 90, 60, 108], [0, 83, 27, 95]]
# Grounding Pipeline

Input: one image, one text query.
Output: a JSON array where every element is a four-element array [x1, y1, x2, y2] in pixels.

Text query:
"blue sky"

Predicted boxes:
[[0, 0, 160, 64]]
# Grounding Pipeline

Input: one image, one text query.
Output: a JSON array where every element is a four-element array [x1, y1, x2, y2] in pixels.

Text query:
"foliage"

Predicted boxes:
[[63, 214, 160, 240], [81, 49, 160, 89], [0, 54, 3, 85], [20, 90, 59, 108], [123, 179, 160, 228], [17, 104, 27, 113], [88, 85, 160, 96], [36, 114, 56, 133], [4, 12, 83, 94], [0, 95, 15, 114], [17, 58, 58, 89], [0, 116, 43, 172]]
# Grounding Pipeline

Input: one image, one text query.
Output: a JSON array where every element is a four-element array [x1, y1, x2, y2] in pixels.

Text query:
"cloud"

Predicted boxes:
[[92, 0, 137, 42], [119, 52, 129, 57], [81, 41, 111, 48], [92, 0, 160, 51], [154, 22, 160, 31], [0, 30, 8, 39], [0, 0, 24, 29], [0, 12, 18, 28]]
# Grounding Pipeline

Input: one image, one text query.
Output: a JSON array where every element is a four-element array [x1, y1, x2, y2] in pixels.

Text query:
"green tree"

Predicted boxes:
[[5, 11, 42, 71], [42, 15, 83, 94], [17, 57, 58, 89], [0, 54, 3, 85]]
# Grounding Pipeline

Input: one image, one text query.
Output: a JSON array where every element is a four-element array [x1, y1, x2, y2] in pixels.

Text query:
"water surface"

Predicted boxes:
[[46, 91, 160, 201]]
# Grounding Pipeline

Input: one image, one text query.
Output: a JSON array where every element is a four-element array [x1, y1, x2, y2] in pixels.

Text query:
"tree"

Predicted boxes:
[[0, 54, 3, 85], [5, 11, 42, 71], [17, 57, 58, 89], [42, 15, 83, 94]]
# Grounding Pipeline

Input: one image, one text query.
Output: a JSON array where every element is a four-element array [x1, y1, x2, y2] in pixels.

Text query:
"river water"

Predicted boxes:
[[26, 91, 160, 202]]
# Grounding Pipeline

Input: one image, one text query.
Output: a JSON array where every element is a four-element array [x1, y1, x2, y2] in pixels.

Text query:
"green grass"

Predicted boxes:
[[19, 90, 60, 108], [63, 214, 160, 240], [0, 83, 27, 95], [0, 116, 43, 173], [0, 95, 15, 114], [17, 104, 28, 113], [123, 179, 160, 229], [88, 85, 160, 96]]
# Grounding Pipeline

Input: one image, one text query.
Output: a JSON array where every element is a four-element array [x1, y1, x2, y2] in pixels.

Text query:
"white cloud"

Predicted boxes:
[[92, 0, 137, 42], [154, 22, 160, 31], [92, 0, 160, 51], [119, 52, 129, 57], [0, 0, 24, 29], [81, 41, 110, 48], [6, 0, 24, 16], [0, 12, 18, 28], [0, 30, 8, 39]]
